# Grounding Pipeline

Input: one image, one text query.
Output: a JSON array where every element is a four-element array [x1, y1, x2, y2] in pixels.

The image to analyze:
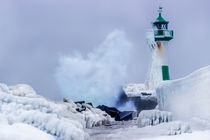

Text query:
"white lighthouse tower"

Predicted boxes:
[[145, 7, 174, 90], [123, 7, 173, 99]]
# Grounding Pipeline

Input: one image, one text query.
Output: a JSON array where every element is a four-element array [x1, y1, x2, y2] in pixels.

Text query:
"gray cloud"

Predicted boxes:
[[0, 0, 209, 100]]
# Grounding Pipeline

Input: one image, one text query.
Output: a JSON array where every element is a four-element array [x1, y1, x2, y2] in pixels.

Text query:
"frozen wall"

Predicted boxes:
[[157, 65, 210, 119]]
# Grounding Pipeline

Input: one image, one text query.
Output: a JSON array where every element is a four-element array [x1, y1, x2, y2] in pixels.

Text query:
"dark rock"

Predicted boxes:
[[97, 105, 120, 118], [87, 102, 93, 107], [74, 101, 85, 104], [97, 105, 135, 121], [76, 106, 86, 112], [118, 111, 134, 121], [63, 98, 70, 103]]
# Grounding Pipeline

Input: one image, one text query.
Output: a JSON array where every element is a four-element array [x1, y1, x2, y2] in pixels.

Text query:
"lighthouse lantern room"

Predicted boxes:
[[153, 7, 173, 41]]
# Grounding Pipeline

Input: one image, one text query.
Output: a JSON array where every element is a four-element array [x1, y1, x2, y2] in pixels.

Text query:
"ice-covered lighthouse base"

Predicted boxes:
[[122, 30, 164, 109], [157, 65, 210, 119], [124, 65, 210, 120]]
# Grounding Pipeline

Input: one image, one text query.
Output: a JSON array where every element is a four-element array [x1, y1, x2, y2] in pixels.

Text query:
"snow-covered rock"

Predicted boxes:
[[138, 110, 172, 128], [81, 103, 111, 128], [9, 84, 37, 97], [0, 83, 110, 140]]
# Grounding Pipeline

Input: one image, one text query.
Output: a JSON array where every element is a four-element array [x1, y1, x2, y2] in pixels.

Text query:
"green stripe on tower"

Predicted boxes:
[[162, 65, 170, 80]]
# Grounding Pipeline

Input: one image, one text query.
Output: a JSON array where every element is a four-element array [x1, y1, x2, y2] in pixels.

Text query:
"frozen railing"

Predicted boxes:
[[154, 30, 173, 37]]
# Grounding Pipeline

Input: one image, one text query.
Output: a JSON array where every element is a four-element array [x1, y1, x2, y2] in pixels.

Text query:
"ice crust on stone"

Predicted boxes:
[[9, 84, 38, 97], [138, 110, 172, 128], [78, 103, 111, 128], [0, 83, 110, 140]]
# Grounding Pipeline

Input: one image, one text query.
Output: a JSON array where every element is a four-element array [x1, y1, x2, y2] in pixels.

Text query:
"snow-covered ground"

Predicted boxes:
[[0, 122, 55, 140], [89, 65, 210, 140], [0, 83, 110, 140], [1, 65, 210, 140], [87, 118, 210, 140], [141, 130, 210, 140]]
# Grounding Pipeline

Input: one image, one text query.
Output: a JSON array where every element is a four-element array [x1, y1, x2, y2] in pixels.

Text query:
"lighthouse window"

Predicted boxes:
[[156, 23, 168, 30], [156, 24, 161, 29], [161, 24, 167, 29]]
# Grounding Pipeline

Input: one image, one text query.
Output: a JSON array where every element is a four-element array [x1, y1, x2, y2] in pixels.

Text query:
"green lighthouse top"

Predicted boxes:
[[153, 7, 173, 41], [153, 7, 169, 24]]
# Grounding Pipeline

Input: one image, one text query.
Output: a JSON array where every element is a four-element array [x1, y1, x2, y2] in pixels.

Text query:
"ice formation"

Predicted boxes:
[[0, 83, 110, 140], [138, 110, 172, 128], [157, 65, 210, 119], [123, 84, 156, 98], [145, 30, 170, 90]]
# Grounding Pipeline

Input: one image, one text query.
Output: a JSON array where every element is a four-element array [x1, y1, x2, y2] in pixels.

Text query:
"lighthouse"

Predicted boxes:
[[123, 7, 173, 106], [145, 7, 174, 90]]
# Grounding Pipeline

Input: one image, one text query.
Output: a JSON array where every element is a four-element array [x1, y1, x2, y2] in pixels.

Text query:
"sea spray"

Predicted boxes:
[[55, 30, 133, 107]]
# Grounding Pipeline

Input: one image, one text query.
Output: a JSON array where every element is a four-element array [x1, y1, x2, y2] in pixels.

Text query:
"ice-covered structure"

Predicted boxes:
[[123, 84, 156, 99], [157, 65, 210, 119], [138, 110, 172, 127], [0, 83, 111, 140], [123, 7, 173, 101]]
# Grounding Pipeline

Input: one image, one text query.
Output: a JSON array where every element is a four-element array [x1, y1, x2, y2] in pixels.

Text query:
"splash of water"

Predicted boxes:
[[55, 30, 133, 106]]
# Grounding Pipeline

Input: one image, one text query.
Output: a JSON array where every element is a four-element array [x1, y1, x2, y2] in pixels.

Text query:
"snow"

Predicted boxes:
[[88, 120, 192, 140], [153, 121, 192, 135], [157, 65, 210, 119], [1, 65, 210, 140], [123, 83, 156, 98], [117, 65, 210, 140], [0, 83, 110, 140], [9, 84, 37, 97], [138, 110, 172, 127], [140, 130, 210, 140], [0, 122, 55, 140], [79, 103, 111, 128]]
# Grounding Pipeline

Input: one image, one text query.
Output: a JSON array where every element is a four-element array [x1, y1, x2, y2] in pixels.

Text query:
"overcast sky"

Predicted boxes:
[[0, 0, 210, 100]]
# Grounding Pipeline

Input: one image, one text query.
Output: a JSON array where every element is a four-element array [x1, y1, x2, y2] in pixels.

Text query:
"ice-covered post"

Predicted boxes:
[[145, 7, 174, 89]]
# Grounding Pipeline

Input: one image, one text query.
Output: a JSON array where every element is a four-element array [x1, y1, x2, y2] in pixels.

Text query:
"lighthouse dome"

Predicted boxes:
[[153, 7, 169, 26]]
